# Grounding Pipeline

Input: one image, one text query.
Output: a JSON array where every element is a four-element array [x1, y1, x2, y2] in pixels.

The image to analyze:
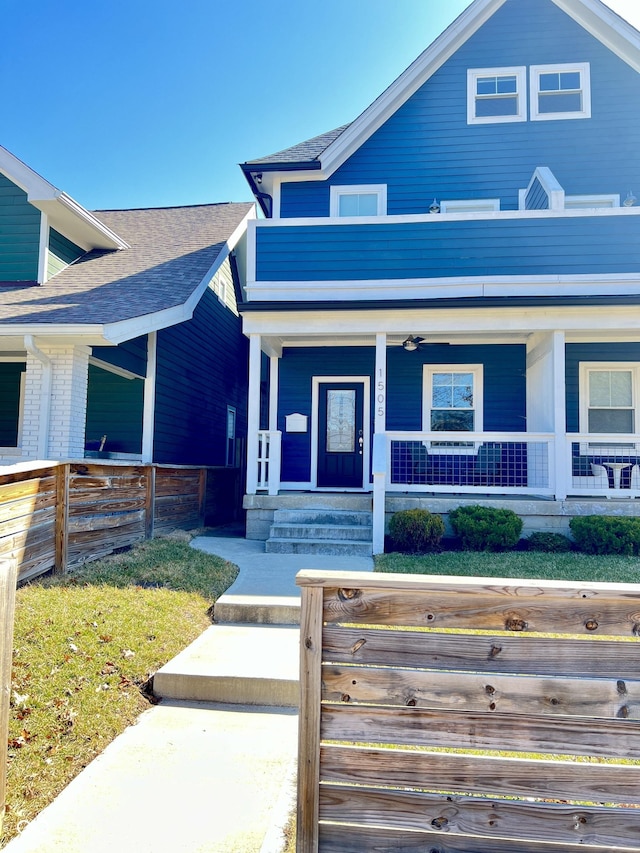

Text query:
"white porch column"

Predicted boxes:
[[22, 342, 90, 460], [246, 334, 262, 495], [141, 332, 157, 463], [526, 330, 566, 499], [269, 355, 279, 431], [373, 333, 387, 553]]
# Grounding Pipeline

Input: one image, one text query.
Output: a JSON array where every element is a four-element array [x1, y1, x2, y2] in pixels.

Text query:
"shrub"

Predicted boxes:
[[449, 504, 523, 551], [526, 531, 573, 553], [569, 515, 640, 555], [388, 508, 445, 553]]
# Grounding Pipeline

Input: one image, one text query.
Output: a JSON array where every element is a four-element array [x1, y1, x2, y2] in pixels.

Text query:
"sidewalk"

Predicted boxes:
[[2, 533, 373, 853]]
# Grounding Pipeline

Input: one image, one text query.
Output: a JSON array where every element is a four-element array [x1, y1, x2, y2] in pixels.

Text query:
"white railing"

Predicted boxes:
[[385, 431, 555, 496], [256, 430, 282, 495], [567, 433, 640, 496]]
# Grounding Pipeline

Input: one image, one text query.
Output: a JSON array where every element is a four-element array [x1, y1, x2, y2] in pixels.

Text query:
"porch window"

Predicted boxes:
[[0, 361, 25, 450], [329, 185, 387, 217], [423, 365, 483, 452], [586, 368, 635, 433]]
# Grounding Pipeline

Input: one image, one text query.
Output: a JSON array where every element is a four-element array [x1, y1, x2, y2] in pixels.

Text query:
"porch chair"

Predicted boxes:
[[590, 462, 610, 488], [630, 465, 640, 490]]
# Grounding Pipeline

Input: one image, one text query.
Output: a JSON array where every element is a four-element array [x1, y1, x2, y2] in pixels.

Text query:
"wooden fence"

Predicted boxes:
[[296, 570, 640, 853], [0, 461, 241, 584]]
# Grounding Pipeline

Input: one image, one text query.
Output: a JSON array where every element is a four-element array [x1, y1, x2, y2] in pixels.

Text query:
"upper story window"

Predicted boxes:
[[565, 194, 619, 209], [440, 199, 500, 214], [530, 63, 591, 121], [330, 185, 387, 217], [467, 67, 527, 124]]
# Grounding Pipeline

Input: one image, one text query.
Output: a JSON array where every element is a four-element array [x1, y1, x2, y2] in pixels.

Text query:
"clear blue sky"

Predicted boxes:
[[3, 0, 638, 211]]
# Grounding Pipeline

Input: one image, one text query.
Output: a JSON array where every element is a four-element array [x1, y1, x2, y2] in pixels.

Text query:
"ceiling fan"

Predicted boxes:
[[401, 335, 425, 352]]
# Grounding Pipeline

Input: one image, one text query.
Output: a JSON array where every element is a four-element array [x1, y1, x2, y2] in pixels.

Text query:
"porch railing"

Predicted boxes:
[[256, 430, 282, 495], [386, 431, 555, 496], [567, 433, 640, 496]]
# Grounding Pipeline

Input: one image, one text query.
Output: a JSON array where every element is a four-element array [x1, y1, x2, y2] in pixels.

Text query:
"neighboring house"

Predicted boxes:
[[239, 0, 640, 554], [0, 145, 255, 469]]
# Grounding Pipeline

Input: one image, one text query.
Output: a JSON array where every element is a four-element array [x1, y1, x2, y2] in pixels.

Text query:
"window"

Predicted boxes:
[[0, 361, 26, 450], [579, 364, 639, 451], [440, 199, 500, 214], [226, 406, 237, 467], [330, 185, 387, 217], [423, 365, 483, 452], [467, 67, 527, 124], [530, 63, 591, 121], [565, 194, 619, 209]]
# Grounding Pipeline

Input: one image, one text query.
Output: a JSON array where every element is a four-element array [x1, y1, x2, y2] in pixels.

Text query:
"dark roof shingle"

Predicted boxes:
[[244, 125, 350, 166]]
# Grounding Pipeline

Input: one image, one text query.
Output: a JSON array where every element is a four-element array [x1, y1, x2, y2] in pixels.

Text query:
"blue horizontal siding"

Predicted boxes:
[[256, 216, 640, 281], [0, 174, 40, 281], [280, 0, 640, 219], [526, 179, 548, 210]]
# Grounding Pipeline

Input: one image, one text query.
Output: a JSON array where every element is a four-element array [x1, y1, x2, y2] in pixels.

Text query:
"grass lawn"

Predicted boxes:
[[1, 534, 238, 848], [375, 548, 640, 583]]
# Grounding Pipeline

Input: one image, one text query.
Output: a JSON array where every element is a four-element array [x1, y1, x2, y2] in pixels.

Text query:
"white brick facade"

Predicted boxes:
[[19, 344, 90, 461]]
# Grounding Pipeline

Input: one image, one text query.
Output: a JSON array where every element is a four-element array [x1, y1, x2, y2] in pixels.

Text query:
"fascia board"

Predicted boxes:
[[318, 0, 506, 178], [552, 0, 640, 73]]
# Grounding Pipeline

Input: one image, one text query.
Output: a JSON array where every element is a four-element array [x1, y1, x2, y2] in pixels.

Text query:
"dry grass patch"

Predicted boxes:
[[2, 536, 238, 846]]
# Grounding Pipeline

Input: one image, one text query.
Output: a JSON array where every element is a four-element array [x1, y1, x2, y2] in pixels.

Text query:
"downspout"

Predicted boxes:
[[24, 335, 52, 460]]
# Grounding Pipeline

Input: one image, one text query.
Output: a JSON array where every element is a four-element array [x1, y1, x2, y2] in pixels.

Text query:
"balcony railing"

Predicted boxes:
[[386, 431, 554, 496], [568, 434, 640, 495]]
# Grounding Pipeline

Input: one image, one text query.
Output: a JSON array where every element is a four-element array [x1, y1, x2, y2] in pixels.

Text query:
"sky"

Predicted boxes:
[[3, 0, 639, 211]]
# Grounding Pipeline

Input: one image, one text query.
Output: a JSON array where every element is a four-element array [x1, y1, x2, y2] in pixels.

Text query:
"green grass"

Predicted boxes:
[[2, 535, 238, 847], [375, 548, 640, 583]]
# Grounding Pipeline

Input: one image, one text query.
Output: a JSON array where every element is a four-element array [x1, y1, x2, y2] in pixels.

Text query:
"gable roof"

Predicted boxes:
[[0, 146, 129, 251], [0, 202, 255, 345], [243, 0, 640, 186]]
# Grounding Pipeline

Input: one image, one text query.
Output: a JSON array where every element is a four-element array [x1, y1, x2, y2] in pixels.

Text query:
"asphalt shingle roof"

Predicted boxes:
[[0, 203, 253, 329], [244, 125, 350, 166]]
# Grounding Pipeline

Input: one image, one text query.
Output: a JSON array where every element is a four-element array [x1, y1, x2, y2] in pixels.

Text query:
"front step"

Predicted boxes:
[[266, 507, 373, 556], [214, 594, 301, 625], [152, 624, 299, 707]]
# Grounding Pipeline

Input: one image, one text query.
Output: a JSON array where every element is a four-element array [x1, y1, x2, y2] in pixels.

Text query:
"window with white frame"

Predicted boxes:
[[580, 365, 637, 436], [0, 360, 26, 451], [440, 199, 500, 214], [564, 194, 619, 209], [467, 67, 527, 124], [423, 365, 483, 451], [226, 405, 237, 467], [329, 185, 387, 217], [530, 63, 591, 121]]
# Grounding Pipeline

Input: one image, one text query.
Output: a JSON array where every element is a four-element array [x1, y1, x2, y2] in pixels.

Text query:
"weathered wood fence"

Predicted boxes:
[[297, 570, 640, 853], [0, 461, 241, 584]]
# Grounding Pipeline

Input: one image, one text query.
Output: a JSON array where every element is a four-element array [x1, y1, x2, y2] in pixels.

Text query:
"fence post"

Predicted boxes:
[[55, 463, 69, 574], [0, 558, 18, 835], [145, 465, 156, 540]]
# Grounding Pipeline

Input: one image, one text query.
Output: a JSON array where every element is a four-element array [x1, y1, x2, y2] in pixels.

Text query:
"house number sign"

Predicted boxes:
[[377, 367, 386, 419]]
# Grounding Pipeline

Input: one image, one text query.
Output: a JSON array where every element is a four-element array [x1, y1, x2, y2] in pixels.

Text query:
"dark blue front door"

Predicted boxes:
[[317, 382, 364, 487]]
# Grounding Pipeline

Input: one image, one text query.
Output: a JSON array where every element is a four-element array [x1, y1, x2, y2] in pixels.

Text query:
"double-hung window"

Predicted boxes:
[[329, 185, 387, 217], [423, 365, 483, 451], [467, 67, 527, 124], [580, 364, 638, 451], [530, 63, 591, 120]]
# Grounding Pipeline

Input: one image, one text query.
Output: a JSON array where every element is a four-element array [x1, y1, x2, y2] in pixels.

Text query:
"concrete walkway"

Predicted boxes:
[[2, 533, 373, 853]]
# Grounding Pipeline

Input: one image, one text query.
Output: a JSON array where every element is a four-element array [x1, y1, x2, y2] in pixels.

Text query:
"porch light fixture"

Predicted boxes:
[[402, 335, 424, 352], [429, 198, 441, 214], [254, 173, 263, 185], [624, 190, 637, 207]]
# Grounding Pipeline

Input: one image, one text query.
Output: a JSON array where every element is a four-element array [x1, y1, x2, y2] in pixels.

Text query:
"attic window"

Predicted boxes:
[[330, 185, 387, 217], [530, 63, 591, 120], [467, 67, 526, 124]]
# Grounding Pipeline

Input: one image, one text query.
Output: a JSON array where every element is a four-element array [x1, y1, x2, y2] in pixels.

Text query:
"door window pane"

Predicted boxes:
[[326, 390, 356, 452]]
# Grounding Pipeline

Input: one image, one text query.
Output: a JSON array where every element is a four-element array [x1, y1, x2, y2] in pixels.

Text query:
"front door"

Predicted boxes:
[[317, 382, 364, 487]]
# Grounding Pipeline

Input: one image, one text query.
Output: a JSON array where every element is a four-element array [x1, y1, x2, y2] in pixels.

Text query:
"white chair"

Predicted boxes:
[[630, 465, 640, 490], [590, 463, 610, 488]]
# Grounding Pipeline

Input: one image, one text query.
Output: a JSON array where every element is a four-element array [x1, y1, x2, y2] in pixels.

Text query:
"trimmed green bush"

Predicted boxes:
[[449, 504, 523, 551], [388, 508, 445, 553], [569, 515, 640, 555], [526, 532, 573, 553]]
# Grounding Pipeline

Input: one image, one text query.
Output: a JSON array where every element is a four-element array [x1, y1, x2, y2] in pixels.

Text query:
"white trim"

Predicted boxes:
[[530, 62, 591, 121], [467, 66, 527, 125], [0, 369, 26, 453], [422, 364, 483, 453], [521, 167, 565, 211], [89, 356, 144, 381], [311, 375, 371, 489], [226, 405, 237, 467], [565, 194, 620, 209], [440, 198, 500, 213], [38, 212, 49, 284], [141, 331, 156, 463], [329, 184, 387, 217]]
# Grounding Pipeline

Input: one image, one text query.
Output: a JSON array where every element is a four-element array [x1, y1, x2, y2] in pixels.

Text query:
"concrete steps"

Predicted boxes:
[[265, 508, 373, 556], [152, 595, 300, 707]]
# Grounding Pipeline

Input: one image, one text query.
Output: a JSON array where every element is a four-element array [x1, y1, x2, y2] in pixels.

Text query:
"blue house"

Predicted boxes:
[[0, 145, 255, 473], [239, 0, 640, 553]]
